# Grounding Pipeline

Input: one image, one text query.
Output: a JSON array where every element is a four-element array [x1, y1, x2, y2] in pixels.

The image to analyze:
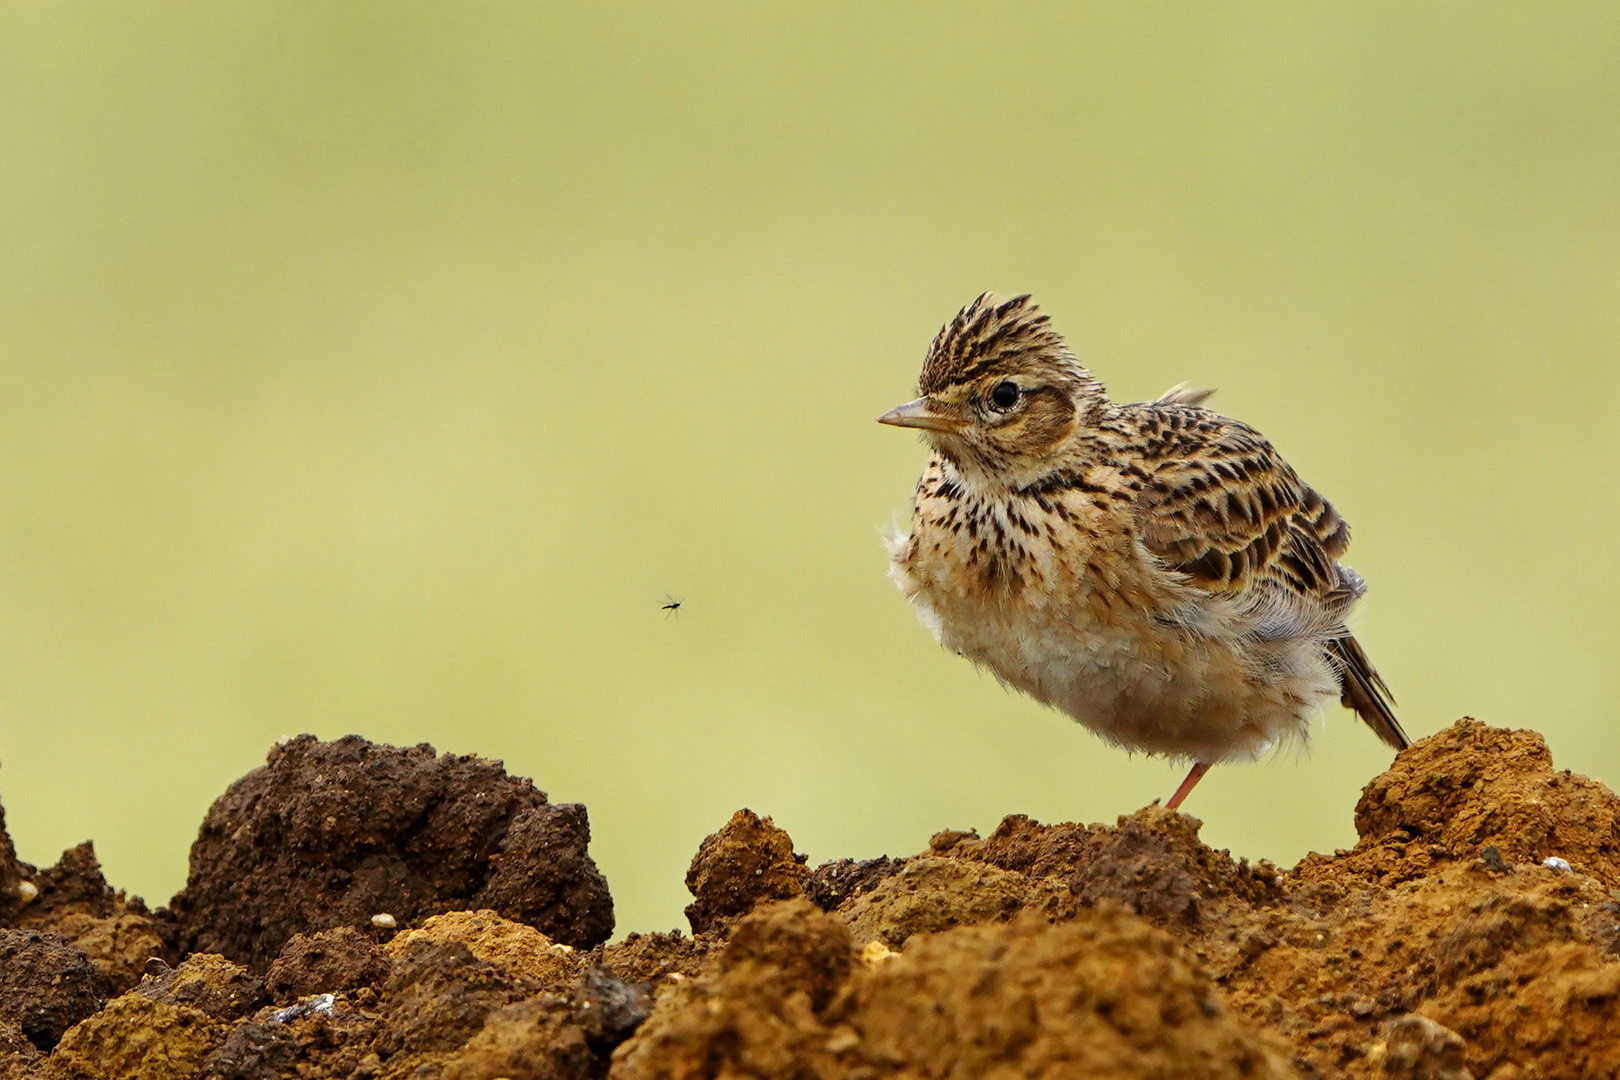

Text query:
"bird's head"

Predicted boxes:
[[878, 293, 1106, 488]]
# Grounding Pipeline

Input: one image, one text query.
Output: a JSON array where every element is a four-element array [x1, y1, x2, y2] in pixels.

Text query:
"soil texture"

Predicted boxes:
[[1, 719, 1617, 1078]]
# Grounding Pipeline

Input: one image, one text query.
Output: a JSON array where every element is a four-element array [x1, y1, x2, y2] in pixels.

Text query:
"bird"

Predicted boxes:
[[878, 293, 1408, 810]]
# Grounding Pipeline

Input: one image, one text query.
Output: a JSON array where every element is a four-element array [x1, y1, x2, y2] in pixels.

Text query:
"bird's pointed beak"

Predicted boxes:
[[877, 397, 968, 433]]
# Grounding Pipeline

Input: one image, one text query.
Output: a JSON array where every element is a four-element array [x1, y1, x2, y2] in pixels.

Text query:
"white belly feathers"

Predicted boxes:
[[888, 513, 1340, 765]]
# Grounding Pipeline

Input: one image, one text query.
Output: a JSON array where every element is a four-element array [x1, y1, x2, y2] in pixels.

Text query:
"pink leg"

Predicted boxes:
[[1164, 762, 1211, 811]]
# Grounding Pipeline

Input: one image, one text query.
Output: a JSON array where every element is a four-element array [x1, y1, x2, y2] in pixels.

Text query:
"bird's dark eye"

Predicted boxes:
[[989, 380, 1020, 410]]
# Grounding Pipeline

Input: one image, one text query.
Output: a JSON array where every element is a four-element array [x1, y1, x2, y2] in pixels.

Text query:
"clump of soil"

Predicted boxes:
[[616, 897, 1296, 1079], [837, 856, 1036, 948], [635, 718, 1620, 1080], [4, 720, 1620, 1079], [0, 930, 104, 1052], [48, 994, 221, 1080], [265, 926, 389, 1004], [0, 736, 647, 1079], [805, 854, 907, 911], [1299, 719, 1620, 889], [683, 808, 809, 935], [163, 734, 614, 970], [0, 836, 166, 1003], [135, 953, 265, 1021]]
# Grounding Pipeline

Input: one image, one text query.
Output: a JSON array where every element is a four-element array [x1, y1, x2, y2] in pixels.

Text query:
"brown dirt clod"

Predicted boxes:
[[0, 797, 25, 929], [136, 953, 266, 1022], [1301, 718, 1620, 888], [44, 913, 165, 996], [384, 908, 583, 989], [374, 936, 535, 1066], [0, 831, 163, 1004], [47, 995, 220, 1080], [265, 925, 391, 1003], [805, 855, 907, 911], [942, 805, 1284, 926], [614, 898, 1296, 1079], [597, 930, 712, 988], [609, 899, 859, 1078], [683, 808, 810, 935], [436, 994, 598, 1080], [474, 801, 617, 948], [0, 930, 105, 1052], [19, 843, 121, 920], [203, 997, 382, 1080], [842, 908, 1298, 1080], [163, 734, 614, 970], [836, 855, 1031, 948]]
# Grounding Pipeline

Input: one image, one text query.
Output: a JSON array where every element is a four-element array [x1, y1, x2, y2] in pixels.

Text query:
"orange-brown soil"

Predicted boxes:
[[2, 718, 1617, 1079]]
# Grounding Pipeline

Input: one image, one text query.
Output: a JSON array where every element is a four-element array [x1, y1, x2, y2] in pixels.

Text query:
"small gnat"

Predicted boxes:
[[370, 913, 397, 929], [16, 881, 38, 904], [1543, 857, 1572, 873]]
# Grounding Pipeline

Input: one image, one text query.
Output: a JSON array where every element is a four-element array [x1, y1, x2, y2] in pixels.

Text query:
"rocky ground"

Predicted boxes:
[[1, 718, 1617, 1079]]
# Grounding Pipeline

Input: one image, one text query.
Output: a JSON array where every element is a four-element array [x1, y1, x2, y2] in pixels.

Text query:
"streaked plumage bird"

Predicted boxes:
[[879, 293, 1408, 810]]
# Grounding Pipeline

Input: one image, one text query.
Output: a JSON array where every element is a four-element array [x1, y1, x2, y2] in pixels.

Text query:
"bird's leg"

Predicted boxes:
[[1164, 762, 1211, 811]]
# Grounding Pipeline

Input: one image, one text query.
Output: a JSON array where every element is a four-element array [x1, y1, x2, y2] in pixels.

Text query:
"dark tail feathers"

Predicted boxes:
[[1326, 634, 1409, 751]]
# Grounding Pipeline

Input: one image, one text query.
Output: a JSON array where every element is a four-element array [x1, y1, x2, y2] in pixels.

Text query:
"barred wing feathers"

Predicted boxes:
[[1127, 406, 1409, 751]]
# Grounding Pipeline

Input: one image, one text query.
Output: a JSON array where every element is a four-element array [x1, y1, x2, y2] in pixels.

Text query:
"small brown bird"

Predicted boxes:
[[880, 293, 1408, 810]]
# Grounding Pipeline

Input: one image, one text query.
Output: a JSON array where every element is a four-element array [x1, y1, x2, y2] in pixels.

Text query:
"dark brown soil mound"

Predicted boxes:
[[0, 930, 104, 1053], [3, 719, 1619, 1079], [164, 733, 614, 969]]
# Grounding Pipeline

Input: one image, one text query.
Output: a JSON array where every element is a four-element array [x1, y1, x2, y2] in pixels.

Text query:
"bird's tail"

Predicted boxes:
[[1326, 634, 1409, 750]]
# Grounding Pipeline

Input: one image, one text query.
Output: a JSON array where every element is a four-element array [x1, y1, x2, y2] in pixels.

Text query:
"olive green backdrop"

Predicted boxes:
[[1, 4, 1616, 937]]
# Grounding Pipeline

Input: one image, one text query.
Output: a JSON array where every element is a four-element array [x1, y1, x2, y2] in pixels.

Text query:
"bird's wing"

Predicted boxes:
[[1129, 410, 1409, 750], [1130, 417, 1312, 597]]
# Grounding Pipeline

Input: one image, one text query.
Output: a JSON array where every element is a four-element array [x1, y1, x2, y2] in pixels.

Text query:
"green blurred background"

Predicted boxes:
[[1, 3, 1617, 937]]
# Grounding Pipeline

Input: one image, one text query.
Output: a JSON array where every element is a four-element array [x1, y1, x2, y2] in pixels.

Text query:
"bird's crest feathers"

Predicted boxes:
[[920, 293, 1083, 395]]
